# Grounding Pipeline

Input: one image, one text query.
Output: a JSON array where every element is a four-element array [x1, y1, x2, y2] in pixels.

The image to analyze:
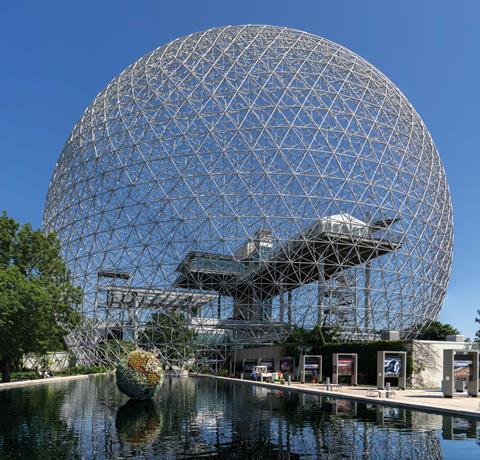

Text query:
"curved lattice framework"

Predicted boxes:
[[43, 25, 453, 369]]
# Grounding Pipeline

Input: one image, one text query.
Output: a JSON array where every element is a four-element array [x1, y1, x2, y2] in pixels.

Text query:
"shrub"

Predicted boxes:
[[11, 370, 40, 381]]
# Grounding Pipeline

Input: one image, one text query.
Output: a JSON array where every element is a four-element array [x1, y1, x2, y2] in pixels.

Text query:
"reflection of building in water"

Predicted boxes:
[[442, 415, 479, 441], [56, 376, 458, 458], [214, 382, 445, 459], [0, 381, 80, 459], [410, 411, 443, 432], [329, 398, 358, 417], [375, 406, 407, 427], [251, 385, 270, 399], [59, 376, 124, 457]]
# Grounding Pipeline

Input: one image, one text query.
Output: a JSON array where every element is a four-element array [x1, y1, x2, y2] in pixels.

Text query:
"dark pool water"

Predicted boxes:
[[0, 375, 479, 459]]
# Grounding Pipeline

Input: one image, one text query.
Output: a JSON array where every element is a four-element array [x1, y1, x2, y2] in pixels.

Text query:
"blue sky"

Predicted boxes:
[[1, 0, 479, 337]]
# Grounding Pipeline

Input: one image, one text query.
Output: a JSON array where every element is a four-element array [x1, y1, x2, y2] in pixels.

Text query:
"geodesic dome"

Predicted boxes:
[[43, 25, 453, 368]]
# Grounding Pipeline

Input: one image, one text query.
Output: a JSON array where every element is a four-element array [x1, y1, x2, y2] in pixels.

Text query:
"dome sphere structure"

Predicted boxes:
[[44, 25, 453, 369]]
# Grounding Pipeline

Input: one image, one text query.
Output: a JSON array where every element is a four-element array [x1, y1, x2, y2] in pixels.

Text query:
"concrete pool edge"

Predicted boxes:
[[198, 374, 480, 419], [0, 372, 111, 390]]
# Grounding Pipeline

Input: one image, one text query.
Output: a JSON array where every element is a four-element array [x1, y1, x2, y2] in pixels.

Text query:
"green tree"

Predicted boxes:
[[474, 309, 480, 343], [0, 212, 82, 382], [98, 339, 135, 365], [140, 311, 197, 367], [283, 324, 339, 357], [418, 321, 459, 341]]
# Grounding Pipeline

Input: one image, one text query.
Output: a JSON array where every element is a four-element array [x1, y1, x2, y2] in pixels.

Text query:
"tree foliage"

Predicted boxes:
[[140, 311, 197, 368], [474, 309, 480, 343], [98, 339, 135, 365], [0, 212, 82, 381], [283, 324, 339, 355], [417, 321, 459, 341]]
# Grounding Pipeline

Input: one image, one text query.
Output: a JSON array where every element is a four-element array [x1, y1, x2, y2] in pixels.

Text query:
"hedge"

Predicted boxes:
[[318, 341, 412, 385], [285, 340, 412, 385]]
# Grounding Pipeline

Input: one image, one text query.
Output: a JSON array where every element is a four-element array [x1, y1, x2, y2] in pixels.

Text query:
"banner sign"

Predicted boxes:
[[337, 356, 353, 376], [304, 363, 319, 370]]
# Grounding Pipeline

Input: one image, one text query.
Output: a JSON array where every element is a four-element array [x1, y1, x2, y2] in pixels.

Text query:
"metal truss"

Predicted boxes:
[[43, 25, 453, 370]]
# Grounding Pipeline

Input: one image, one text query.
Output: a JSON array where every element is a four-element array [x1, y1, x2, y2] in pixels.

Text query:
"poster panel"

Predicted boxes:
[[454, 360, 472, 380], [384, 354, 401, 377], [280, 358, 294, 374], [337, 356, 353, 376]]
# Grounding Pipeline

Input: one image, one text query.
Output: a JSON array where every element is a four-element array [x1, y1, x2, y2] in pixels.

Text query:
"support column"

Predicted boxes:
[[217, 295, 221, 320], [287, 291, 292, 324], [132, 295, 139, 347], [364, 261, 371, 332], [317, 259, 325, 326], [279, 285, 285, 323]]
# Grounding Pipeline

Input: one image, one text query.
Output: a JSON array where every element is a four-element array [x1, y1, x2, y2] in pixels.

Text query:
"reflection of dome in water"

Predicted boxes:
[[44, 25, 453, 369], [115, 399, 162, 446]]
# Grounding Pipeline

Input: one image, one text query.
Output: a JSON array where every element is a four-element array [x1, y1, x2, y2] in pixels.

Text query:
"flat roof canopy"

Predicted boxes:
[[174, 214, 399, 300]]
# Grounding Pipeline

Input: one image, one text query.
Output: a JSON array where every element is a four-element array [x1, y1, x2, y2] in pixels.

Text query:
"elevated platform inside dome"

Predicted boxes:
[[104, 286, 217, 309], [173, 213, 400, 301]]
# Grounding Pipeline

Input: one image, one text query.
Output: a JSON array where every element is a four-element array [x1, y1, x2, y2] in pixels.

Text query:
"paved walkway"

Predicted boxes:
[[0, 373, 106, 390], [203, 375, 480, 418]]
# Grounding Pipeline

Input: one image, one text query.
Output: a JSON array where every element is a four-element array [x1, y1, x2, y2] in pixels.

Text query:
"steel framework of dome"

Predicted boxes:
[[43, 25, 453, 370]]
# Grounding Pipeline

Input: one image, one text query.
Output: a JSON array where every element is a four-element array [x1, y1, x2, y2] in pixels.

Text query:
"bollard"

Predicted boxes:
[[326, 377, 330, 385], [260, 374, 263, 382], [288, 375, 291, 386], [386, 382, 391, 391], [240, 372, 244, 380]]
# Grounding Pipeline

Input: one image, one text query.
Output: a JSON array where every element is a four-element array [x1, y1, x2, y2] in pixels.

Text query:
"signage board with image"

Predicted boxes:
[[301, 355, 322, 383], [384, 354, 401, 377], [337, 356, 354, 376], [453, 360, 472, 380], [279, 358, 294, 374]]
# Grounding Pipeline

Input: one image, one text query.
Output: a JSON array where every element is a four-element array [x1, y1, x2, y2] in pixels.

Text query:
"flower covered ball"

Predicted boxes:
[[116, 350, 164, 400]]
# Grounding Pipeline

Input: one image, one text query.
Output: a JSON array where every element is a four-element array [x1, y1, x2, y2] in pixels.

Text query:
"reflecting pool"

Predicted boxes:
[[0, 375, 479, 459]]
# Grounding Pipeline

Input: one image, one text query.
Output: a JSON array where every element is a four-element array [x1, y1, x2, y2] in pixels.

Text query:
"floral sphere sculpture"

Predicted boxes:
[[116, 350, 164, 400]]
